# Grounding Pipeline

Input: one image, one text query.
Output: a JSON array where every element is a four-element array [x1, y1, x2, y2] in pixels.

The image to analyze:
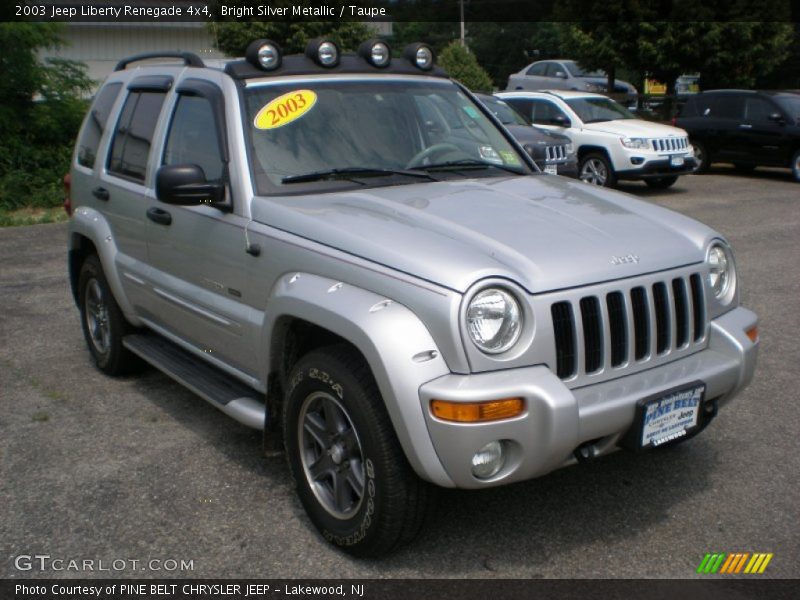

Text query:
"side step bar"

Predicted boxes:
[[123, 333, 265, 430]]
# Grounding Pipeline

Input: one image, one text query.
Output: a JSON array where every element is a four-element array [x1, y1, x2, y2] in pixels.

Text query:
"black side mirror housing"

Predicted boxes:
[[155, 164, 224, 206], [551, 115, 571, 127]]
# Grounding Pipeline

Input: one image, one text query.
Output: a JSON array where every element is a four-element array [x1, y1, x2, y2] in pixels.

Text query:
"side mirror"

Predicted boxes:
[[554, 70, 567, 79], [551, 115, 571, 127], [156, 164, 224, 206], [768, 112, 785, 125]]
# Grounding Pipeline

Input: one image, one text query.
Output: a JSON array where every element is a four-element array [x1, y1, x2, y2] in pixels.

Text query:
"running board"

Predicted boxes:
[[123, 333, 265, 430]]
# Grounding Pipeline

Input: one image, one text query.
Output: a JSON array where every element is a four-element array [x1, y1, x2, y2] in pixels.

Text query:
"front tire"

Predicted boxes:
[[645, 176, 679, 189], [283, 346, 433, 557], [691, 140, 710, 174], [78, 254, 142, 375], [791, 149, 800, 182], [579, 152, 617, 187]]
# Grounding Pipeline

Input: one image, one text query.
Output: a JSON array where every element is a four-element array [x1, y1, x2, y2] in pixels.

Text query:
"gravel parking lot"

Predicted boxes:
[[1, 167, 798, 579]]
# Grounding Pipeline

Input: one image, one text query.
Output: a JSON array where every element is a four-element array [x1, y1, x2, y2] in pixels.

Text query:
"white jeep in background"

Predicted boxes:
[[497, 90, 697, 188]]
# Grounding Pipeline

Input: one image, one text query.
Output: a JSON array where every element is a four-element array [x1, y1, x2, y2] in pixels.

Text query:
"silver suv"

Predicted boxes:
[[66, 39, 759, 557]]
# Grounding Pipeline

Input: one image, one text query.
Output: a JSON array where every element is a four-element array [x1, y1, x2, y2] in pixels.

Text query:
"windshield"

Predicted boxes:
[[565, 97, 635, 123], [774, 95, 800, 120], [564, 61, 604, 78], [478, 95, 530, 126], [243, 79, 528, 194]]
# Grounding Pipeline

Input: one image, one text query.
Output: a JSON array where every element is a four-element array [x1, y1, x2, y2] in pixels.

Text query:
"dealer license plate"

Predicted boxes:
[[670, 155, 685, 167], [544, 164, 558, 175], [636, 382, 705, 449]]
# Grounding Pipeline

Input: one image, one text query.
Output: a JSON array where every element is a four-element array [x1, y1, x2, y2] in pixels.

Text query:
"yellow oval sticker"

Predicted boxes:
[[254, 90, 318, 130]]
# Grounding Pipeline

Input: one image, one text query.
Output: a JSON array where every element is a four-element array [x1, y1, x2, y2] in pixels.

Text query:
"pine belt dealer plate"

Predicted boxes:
[[631, 381, 706, 449]]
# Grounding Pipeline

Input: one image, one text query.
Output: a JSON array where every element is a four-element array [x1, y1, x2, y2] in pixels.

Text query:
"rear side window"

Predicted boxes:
[[108, 91, 167, 182], [545, 63, 564, 77], [744, 97, 774, 122], [163, 95, 224, 183], [530, 99, 568, 125], [715, 95, 744, 119], [526, 63, 547, 76], [76, 83, 122, 168]]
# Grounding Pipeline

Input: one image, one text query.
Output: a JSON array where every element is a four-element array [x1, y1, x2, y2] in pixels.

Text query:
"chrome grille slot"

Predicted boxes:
[[551, 301, 577, 379], [606, 292, 627, 367], [690, 274, 706, 341], [580, 297, 603, 373], [545, 145, 567, 162], [548, 269, 706, 384], [652, 137, 688, 152]]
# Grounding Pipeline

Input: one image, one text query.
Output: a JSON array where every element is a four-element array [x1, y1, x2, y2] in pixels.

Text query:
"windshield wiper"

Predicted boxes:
[[282, 167, 437, 184], [410, 159, 525, 175]]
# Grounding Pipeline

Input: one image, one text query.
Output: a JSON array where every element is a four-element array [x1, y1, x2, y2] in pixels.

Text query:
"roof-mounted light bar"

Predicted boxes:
[[246, 39, 282, 71]]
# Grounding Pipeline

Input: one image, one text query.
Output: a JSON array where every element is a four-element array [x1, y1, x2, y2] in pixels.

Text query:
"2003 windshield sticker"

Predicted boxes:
[[254, 90, 318, 130]]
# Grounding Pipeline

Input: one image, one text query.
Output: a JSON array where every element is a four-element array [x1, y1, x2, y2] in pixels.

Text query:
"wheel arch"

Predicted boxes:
[[261, 273, 455, 487]]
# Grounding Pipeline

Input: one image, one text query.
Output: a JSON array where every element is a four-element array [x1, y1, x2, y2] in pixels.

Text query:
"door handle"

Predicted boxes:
[[92, 187, 110, 201], [739, 123, 753, 129], [146, 207, 172, 226]]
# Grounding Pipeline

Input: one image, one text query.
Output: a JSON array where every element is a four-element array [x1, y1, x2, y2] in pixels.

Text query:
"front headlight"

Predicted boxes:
[[621, 137, 649, 149], [707, 242, 735, 300], [466, 288, 522, 354], [565, 142, 575, 155], [585, 83, 604, 92]]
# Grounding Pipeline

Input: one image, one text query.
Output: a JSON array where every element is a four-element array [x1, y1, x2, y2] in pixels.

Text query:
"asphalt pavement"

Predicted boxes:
[[1, 167, 798, 579]]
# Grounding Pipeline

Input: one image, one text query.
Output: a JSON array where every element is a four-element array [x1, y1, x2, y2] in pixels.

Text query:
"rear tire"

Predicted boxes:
[[283, 345, 433, 557], [579, 152, 617, 187], [645, 176, 679, 189], [691, 140, 710, 174], [791, 150, 800, 182], [78, 255, 143, 375]]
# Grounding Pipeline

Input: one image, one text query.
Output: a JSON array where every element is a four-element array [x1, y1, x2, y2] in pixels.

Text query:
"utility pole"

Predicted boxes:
[[460, 0, 465, 47]]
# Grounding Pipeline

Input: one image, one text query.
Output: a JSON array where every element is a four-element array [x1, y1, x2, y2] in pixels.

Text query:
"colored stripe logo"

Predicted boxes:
[[697, 552, 773, 574]]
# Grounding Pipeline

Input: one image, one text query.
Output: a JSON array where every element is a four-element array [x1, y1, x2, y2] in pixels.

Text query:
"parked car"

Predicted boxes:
[[474, 93, 578, 176], [506, 59, 637, 105], [675, 90, 800, 181], [66, 40, 757, 557], [497, 90, 697, 188]]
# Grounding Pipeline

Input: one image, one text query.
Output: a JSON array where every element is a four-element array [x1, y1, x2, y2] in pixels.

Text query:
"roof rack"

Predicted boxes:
[[114, 52, 205, 72]]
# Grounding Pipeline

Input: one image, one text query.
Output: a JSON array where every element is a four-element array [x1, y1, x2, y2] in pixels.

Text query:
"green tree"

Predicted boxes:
[[0, 24, 93, 212], [438, 41, 494, 91]]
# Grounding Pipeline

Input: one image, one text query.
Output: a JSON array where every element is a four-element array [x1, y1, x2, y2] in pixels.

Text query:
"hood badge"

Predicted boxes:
[[611, 254, 640, 265]]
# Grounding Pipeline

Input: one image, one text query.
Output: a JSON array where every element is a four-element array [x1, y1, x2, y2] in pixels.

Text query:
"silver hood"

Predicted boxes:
[[251, 176, 717, 294]]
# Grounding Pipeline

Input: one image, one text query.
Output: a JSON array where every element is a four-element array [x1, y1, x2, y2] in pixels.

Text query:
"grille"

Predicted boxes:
[[652, 137, 689, 152], [545, 144, 568, 162], [550, 272, 705, 381]]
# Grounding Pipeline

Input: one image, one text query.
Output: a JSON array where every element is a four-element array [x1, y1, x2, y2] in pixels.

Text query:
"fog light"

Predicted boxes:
[[306, 38, 340, 68], [404, 43, 434, 70], [246, 39, 282, 71], [471, 441, 505, 479], [359, 39, 391, 68]]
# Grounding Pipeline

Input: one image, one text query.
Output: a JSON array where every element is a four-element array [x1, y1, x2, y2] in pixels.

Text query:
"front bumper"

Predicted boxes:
[[616, 156, 698, 180], [418, 306, 757, 489]]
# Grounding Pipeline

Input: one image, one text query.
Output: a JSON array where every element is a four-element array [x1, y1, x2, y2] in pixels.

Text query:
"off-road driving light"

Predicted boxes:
[[707, 243, 734, 299], [246, 39, 282, 71], [430, 398, 524, 423], [306, 38, 340, 68], [359, 39, 390, 68], [471, 441, 505, 479], [404, 43, 434, 70], [466, 288, 522, 353]]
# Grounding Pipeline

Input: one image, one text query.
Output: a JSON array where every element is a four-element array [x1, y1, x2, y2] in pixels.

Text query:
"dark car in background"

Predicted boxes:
[[475, 93, 578, 177], [676, 90, 800, 181]]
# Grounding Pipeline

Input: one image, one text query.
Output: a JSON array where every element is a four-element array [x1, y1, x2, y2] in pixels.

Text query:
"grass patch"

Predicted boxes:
[[0, 207, 68, 227]]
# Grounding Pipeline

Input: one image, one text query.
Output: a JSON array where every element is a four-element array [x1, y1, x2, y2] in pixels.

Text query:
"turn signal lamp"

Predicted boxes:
[[430, 398, 524, 423]]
